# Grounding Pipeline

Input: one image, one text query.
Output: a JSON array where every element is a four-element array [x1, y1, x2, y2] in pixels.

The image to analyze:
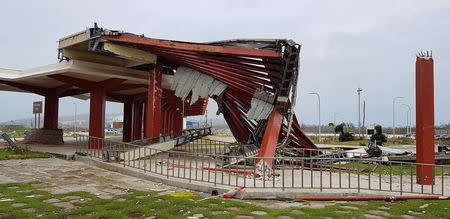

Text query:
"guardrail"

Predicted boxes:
[[75, 135, 449, 196]]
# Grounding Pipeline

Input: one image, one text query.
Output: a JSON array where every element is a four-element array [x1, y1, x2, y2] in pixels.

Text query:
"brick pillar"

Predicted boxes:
[[122, 99, 133, 142], [89, 88, 106, 149], [416, 54, 435, 185], [43, 94, 59, 129]]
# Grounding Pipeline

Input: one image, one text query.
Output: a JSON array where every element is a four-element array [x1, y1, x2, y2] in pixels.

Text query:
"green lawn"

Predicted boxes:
[[0, 148, 52, 160], [0, 182, 449, 218]]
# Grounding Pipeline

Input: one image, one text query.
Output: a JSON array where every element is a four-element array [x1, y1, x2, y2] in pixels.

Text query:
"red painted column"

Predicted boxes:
[[174, 108, 183, 137], [43, 95, 59, 129], [145, 64, 163, 140], [416, 54, 435, 185], [162, 109, 168, 135], [256, 110, 283, 168], [122, 99, 134, 142], [132, 102, 143, 141], [169, 111, 174, 134], [143, 102, 148, 138], [89, 88, 106, 149]]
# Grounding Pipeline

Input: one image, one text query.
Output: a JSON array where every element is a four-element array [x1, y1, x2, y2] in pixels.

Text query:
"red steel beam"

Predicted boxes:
[[102, 33, 281, 59], [143, 48, 271, 92], [144, 46, 280, 81], [256, 110, 283, 168], [416, 55, 435, 185]]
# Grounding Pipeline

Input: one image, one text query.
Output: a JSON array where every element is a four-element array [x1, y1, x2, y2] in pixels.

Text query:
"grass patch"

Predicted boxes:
[[311, 136, 416, 146], [0, 147, 52, 160], [333, 161, 450, 176], [0, 182, 449, 218], [74, 151, 87, 156]]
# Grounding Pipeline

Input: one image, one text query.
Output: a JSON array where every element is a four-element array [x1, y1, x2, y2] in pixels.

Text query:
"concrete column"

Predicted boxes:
[[174, 108, 183, 137], [89, 88, 106, 148], [145, 64, 163, 140], [169, 111, 174, 135], [132, 102, 143, 140], [163, 109, 168, 134], [122, 99, 134, 142], [43, 94, 59, 129], [416, 55, 435, 185]]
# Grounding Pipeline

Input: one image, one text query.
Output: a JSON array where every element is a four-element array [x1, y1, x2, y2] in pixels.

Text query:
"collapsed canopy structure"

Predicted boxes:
[[0, 24, 317, 161]]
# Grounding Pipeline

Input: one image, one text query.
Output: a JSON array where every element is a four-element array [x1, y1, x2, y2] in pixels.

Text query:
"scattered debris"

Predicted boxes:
[[171, 66, 227, 104]]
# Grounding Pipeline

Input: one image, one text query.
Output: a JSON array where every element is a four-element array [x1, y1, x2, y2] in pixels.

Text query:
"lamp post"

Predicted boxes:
[[402, 104, 411, 135], [309, 92, 321, 142], [72, 102, 77, 136], [357, 87, 363, 137], [392, 96, 404, 137]]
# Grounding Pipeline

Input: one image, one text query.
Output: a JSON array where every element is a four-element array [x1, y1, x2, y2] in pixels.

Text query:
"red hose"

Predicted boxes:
[[296, 196, 449, 201]]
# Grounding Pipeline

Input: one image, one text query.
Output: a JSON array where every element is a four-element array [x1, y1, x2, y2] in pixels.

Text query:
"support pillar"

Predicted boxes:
[[169, 111, 174, 135], [89, 88, 106, 148], [145, 64, 163, 140], [162, 109, 168, 134], [132, 102, 143, 141], [43, 95, 59, 129], [123, 99, 134, 142], [173, 108, 183, 137], [256, 110, 283, 169], [416, 54, 435, 185]]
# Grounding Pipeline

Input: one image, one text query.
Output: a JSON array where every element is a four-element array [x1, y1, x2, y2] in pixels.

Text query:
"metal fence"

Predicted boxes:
[[75, 135, 449, 196]]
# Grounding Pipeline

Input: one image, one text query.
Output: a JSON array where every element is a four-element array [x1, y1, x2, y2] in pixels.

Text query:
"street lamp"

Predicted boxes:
[[309, 92, 321, 142], [402, 104, 411, 135], [392, 96, 404, 137], [72, 102, 77, 136], [357, 87, 363, 137]]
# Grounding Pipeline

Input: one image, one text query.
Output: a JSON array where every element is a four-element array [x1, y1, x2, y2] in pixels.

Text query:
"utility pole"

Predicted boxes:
[[309, 92, 321, 142], [205, 109, 208, 128], [73, 102, 77, 135], [357, 87, 362, 138], [392, 96, 404, 137], [362, 100, 366, 138]]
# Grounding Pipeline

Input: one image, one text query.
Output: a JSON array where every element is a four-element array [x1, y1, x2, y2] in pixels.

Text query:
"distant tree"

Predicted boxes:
[[335, 123, 345, 134], [328, 123, 336, 140], [335, 122, 354, 141]]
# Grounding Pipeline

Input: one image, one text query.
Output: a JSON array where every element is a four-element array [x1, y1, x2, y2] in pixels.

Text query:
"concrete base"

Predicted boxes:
[[23, 129, 64, 145]]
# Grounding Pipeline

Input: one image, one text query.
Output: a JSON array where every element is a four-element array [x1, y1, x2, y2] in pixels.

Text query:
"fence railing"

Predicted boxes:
[[75, 135, 449, 196]]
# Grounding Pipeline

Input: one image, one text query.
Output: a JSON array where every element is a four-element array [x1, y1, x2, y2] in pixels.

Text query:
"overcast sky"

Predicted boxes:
[[1, 0, 449, 127]]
